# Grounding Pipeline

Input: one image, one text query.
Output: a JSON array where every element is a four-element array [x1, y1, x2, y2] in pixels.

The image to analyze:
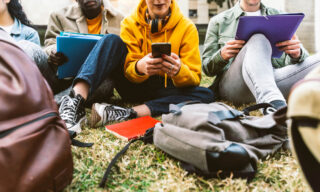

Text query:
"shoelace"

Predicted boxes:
[[104, 105, 130, 121], [59, 95, 80, 123]]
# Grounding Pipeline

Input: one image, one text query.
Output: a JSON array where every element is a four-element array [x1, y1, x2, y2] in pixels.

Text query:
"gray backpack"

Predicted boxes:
[[154, 102, 288, 178]]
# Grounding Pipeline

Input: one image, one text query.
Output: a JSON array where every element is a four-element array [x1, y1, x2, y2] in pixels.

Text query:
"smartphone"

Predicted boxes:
[[151, 43, 171, 58]]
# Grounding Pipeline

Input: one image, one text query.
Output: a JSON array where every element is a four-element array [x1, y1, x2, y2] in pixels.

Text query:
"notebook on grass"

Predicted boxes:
[[235, 13, 305, 58], [105, 116, 161, 141]]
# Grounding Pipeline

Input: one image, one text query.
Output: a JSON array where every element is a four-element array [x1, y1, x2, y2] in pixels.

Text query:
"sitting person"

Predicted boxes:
[[57, 0, 214, 131], [202, 0, 320, 114], [0, 0, 46, 65], [41, 0, 124, 102]]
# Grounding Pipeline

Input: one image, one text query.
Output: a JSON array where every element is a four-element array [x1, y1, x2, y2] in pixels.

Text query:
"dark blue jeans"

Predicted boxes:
[[75, 34, 214, 116]]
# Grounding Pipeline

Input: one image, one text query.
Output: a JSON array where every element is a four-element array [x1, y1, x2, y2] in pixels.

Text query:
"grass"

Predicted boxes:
[[64, 74, 311, 192]]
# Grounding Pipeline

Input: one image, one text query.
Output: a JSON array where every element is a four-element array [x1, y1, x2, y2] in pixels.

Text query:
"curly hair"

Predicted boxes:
[[7, 0, 32, 26]]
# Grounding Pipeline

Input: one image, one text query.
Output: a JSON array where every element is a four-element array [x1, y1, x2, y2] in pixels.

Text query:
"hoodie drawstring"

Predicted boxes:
[[144, 26, 169, 88], [144, 26, 148, 55], [164, 30, 168, 87]]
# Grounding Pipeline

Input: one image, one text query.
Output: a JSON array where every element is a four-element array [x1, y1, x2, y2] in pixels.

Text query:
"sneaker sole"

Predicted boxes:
[[68, 116, 86, 133], [90, 104, 102, 128]]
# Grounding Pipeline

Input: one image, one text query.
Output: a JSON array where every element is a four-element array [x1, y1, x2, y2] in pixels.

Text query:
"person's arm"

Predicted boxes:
[[44, 12, 68, 67], [202, 17, 229, 77], [25, 29, 41, 46], [44, 12, 63, 56], [169, 23, 202, 87], [120, 19, 150, 83]]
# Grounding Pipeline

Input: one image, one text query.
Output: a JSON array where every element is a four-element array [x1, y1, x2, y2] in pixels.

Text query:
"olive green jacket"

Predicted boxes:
[[202, 2, 309, 83]]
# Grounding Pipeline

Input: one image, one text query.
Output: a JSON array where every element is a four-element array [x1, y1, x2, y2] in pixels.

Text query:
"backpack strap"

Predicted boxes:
[[273, 107, 288, 125], [68, 131, 94, 148], [242, 103, 273, 116], [99, 127, 154, 188], [169, 100, 202, 115], [208, 109, 243, 125]]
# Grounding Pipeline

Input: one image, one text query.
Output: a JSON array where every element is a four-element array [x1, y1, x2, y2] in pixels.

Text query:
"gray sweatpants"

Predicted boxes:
[[219, 34, 320, 105]]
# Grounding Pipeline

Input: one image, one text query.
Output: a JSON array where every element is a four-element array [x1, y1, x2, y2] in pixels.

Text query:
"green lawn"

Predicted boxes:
[[65, 74, 311, 192]]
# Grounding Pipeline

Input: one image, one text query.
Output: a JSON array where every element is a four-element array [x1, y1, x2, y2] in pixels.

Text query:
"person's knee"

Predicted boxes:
[[102, 34, 123, 45], [99, 34, 127, 51], [246, 34, 272, 53], [249, 34, 268, 42], [248, 34, 270, 46]]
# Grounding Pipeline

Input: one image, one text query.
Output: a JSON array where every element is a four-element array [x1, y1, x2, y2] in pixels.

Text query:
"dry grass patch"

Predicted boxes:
[[64, 73, 311, 192]]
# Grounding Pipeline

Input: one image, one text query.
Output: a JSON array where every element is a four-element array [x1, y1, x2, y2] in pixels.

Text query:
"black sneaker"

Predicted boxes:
[[59, 91, 86, 133], [90, 103, 137, 128]]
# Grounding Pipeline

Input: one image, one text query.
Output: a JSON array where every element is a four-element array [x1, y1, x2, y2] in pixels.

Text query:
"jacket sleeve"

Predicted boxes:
[[202, 17, 229, 77], [171, 23, 201, 87], [120, 19, 149, 83], [25, 29, 41, 46], [44, 12, 63, 55]]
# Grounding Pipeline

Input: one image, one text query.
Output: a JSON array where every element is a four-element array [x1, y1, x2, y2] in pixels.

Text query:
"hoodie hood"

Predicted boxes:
[[132, 0, 183, 33]]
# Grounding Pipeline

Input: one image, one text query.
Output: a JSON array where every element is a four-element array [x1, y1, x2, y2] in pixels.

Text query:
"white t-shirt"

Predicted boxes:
[[0, 25, 13, 34], [245, 10, 262, 16]]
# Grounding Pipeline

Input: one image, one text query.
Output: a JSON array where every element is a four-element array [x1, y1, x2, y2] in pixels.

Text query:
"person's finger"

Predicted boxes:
[[291, 34, 299, 40], [279, 44, 300, 51], [226, 53, 237, 58], [170, 52, 179, 60], [276, 40, 300, 47], [284, 49, 300, 55], [147, 63, 163, 70], [162, 54, 176, 65], [227, 40, 245, 45], [161, 62, 175, 74], [149, 57, 163, 65], [146, 53, 153, 58], [161, 61, 174, 71], [48, 55, 60, 65], [56, 52, 68, 63], [226, 49, 240, 54], [228, 44, 244, 49]]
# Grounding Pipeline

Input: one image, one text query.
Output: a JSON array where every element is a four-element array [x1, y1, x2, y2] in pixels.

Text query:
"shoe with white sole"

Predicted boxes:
[[90, 103, 137, 128], [59, 91, 86, 133]]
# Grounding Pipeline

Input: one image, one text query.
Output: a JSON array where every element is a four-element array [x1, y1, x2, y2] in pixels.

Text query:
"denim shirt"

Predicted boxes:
[[10, 18, 40, 46], [202, 2, 309, 78]]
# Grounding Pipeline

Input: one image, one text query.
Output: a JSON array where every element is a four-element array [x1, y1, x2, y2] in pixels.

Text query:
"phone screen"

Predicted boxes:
[[152, 43, 171, 58]]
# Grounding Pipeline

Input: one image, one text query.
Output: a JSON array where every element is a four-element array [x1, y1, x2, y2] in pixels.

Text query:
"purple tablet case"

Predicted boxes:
[[235, 13, 305, 58]]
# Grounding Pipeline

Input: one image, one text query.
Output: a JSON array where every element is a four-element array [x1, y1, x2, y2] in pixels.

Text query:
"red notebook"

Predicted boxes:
[[105, 116, 161, 140]]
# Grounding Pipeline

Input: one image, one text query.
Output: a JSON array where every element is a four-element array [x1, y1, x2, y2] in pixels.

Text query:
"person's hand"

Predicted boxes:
[[136, 53, 164, 76], [161, 53, 182, 77], [47, 50, 68, 67], [220, 40, 246, 61], [276, 34, 301, 59]]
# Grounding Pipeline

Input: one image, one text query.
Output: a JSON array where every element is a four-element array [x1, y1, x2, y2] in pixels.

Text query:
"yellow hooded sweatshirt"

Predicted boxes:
[[120, 0, 201, 87]]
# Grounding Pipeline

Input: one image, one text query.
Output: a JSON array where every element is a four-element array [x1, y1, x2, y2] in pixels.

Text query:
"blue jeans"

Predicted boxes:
[[75, 34, 214, 116]]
